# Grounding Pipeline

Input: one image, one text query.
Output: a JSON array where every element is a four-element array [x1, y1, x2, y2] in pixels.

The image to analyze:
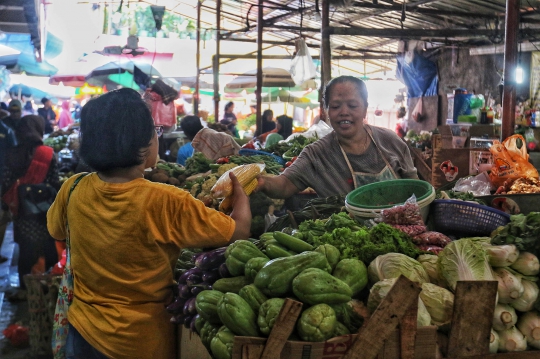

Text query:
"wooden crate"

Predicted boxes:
[[232, 327, 446, 359], [177, 326, 211, 359]]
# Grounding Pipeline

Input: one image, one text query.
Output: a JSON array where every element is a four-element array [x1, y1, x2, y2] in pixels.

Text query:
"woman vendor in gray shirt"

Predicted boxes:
[[257, 75, 418, 199]]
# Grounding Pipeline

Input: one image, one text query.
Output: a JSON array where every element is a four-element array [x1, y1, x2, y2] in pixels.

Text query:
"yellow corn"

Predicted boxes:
[[212, 163, 262, 198], [218, 178, 259, 214], [243, 178, 258, 196]]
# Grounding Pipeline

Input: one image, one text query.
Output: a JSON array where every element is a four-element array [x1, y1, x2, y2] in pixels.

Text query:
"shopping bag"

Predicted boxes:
[[51, 248, 73, 359], [489, 134, 539, 188]]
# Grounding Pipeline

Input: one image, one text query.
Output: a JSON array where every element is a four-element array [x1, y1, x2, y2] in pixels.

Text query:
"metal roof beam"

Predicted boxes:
[[352, 2, 499, 19]]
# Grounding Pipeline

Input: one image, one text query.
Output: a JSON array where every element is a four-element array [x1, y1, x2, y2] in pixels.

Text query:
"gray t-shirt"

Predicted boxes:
[[283, 125, 418, 197]]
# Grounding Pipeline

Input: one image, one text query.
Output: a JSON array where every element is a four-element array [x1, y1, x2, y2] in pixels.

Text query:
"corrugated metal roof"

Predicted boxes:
[[145, 0, 540, 75]]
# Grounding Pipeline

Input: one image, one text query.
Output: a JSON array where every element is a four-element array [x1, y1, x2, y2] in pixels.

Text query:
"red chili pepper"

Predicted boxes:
[[292, 156, 298, 162], [216, 157, 229, 164], [285, 161, 293, 167]]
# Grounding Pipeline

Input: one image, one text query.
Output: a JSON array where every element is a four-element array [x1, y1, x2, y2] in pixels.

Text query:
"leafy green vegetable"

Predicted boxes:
[[491, 212, 540, 258], [184, 152, 213, 176], [437, 238, 494, 291], [367, 253, 430, 284]]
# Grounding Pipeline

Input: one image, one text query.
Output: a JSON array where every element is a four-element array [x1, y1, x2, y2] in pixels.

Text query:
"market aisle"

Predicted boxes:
[[0, 224, 32, 358]]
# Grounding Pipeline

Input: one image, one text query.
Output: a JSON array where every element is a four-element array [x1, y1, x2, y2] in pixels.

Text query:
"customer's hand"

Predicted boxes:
[[229, 172, 252, 241]]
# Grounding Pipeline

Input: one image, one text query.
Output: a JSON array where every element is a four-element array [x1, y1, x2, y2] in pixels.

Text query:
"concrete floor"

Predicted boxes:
[[0, 224, 34, 358]]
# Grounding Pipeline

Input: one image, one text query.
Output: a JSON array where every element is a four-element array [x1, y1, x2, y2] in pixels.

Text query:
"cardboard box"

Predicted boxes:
[[231, 327, 445, 359], [178, 327, 211, 359], [431, 147, 471, 189]]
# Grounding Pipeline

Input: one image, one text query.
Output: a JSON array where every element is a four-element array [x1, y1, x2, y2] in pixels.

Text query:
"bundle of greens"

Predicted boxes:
[[298, 213, 421, 264], [184, 152, 213, 176], [491, 212, 540, 257]]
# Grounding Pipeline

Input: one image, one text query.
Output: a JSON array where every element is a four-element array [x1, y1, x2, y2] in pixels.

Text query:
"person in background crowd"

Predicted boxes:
[[220, 101, 239, 137], [277, 114, 293, 140], [0, 110, 17, 263], [0, 102, 7, 111], [37, 97, 56, 134], [2, 100, 23, 130], [176, 115, 199, 166], [47, 88, 251, 359], [22, 100, 35, 116], [256, 75, 418, 199], [57, 101, 74, 129], [183, 115, 241, 162], [395, 106, 407, 139], [1, 115, 60, 299], [256, 109, 276, 136]]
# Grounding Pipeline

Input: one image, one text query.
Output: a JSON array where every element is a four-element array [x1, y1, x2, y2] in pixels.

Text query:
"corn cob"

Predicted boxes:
[[218, 178, 258, 213], [211, 163, 263, 198]]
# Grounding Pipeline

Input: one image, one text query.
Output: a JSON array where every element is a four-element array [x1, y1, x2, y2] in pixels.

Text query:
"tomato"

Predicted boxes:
[[292, 156, 298, 162], [285, 161, 293, 167], [216, 157, 229, 164]]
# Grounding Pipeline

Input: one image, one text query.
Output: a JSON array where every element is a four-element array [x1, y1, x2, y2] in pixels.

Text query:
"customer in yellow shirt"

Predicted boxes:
[[47, 88, 251, 359]]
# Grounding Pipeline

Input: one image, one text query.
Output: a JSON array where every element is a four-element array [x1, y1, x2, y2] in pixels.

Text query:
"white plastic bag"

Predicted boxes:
[[287, 121, 333, 142], [453, 172, 492, 196], [290, 39, 317, 86]]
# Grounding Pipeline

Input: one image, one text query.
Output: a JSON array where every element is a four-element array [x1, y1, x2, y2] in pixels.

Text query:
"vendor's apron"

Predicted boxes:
[[337, 125, 398, 188]]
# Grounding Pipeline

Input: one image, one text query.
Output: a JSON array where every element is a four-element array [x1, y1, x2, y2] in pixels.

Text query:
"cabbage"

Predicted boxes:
[[489, 329, 499, 354], [417, 254, 446, 287], [510, 279, 539, 312], [419, 283, 454, 326], [511, 252, 540, 276], [497, 326, 527, 352], [437, 238, 495, 291], [368, 253, 429, 284], [493, 303, 517, 331], [484, 244, 519, 267], [516, 311, 540, 349], [367, 278, 431, 327], [494, 267, 524, 304]]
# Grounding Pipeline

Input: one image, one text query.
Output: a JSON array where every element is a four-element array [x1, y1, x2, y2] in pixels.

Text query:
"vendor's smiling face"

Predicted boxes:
[[326, 81, 368, 139]]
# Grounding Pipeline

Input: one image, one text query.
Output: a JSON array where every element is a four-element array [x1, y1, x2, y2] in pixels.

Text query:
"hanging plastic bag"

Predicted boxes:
[[290, 39, 317, 86], [143, 89, 177, 131], [489, 134, 539, 188], [411, 97, 424, 122]]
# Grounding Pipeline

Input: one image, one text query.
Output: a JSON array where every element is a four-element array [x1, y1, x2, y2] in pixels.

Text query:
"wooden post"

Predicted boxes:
[[256, 0, 264, 136], [342, 275, 421, 359], [213, 0, 222, 123], [319, 0, 331, 121], [194, 0, 201, 116], [259, 299, 303, 359], [447, 281, 498, 358], [501, 0, 520, 140]]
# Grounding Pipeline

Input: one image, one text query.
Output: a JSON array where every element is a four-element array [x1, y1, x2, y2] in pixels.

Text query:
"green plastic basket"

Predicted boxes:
[[345, 179, 434, 210]]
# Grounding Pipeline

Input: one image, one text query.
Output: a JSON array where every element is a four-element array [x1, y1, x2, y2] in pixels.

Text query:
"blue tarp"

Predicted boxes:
[[396, 50, 438, 98], [0, 32, 62, 76]]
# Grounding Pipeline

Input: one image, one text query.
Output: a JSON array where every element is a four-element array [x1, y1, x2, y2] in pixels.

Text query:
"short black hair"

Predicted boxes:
[[262, 109, 273, 121], [322, 76, 368, 109], [79, 88, 154, 172], [224, 101, 234, 111], [180, 115, 204, 140], [41, 97, 49, 105]]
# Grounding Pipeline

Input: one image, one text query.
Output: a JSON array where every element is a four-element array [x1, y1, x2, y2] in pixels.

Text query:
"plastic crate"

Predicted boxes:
[[432, 199, 510, 237], [238, 149, 286, 166]]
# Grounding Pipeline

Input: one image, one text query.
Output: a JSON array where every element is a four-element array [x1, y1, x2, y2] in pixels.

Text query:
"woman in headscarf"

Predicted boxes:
[[1, 115, 60, 299], [57, 101, 74, 129]]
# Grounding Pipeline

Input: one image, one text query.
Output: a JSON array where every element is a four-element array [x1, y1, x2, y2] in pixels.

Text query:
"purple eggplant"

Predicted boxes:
[[184, 315, 193, 329], [166, 296, 187, 314], [183, 297, 197, 316], [191, 284, 211, 296], [178, 267, 202, 284], [218, 263, 232, 278], [178, 284, 192, 299], [186, 273, 203, 287], [202, 270, 220, 284], [192, 252, 205, 263], [170, 313, 185, 324], [195, 247, 227, 271], [190, 315, 198, 334]]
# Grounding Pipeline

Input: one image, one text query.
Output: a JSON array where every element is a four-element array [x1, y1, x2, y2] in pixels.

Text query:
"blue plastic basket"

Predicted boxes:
[[432, 199, 510, 237], [238, 149, 286, 165]]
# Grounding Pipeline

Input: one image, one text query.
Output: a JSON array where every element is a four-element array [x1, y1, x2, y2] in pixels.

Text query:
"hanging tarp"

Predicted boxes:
[[396, 50, 438, 98]]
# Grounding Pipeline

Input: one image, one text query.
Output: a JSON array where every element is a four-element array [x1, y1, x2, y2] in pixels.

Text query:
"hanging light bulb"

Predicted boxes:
[[516, 42, 524, 84]]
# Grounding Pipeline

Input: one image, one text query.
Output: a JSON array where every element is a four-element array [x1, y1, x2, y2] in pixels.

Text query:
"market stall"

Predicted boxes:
[[130, 122, 540, 359]]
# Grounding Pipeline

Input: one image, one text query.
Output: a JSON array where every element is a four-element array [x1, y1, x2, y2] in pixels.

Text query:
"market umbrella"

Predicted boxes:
[[9, 84, 33, 98], [86, 60, 161, 90], [225, 67, 316, 90], [0, 44, 20, 68]]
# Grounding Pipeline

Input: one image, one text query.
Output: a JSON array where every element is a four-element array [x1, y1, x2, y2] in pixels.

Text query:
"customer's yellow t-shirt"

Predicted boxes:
[[48, 173, 235, 359]]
